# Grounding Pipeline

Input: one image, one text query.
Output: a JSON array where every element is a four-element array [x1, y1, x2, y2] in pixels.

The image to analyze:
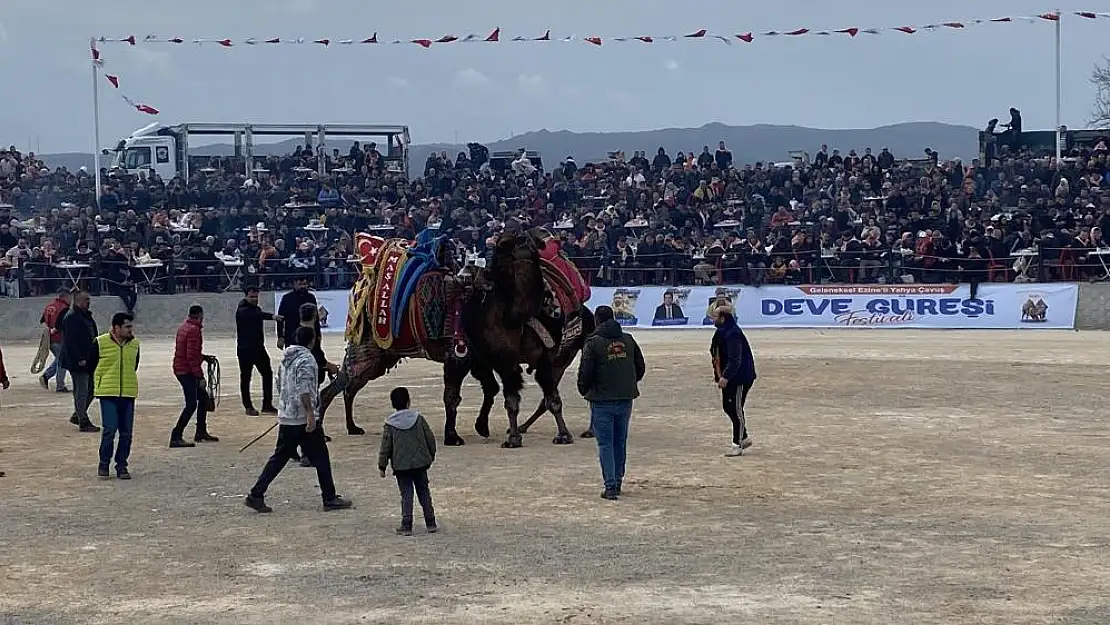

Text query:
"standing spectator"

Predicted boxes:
[[60, 290, 100, 432], [276, 276, 317, 349], [235, 286, 281, 416], [710, 303, 756, 457], [377, 386, 439, 536], [38, 289, 71, 392], [243, 326, 353, 514], [576, 305, 646, 501], [170, 305, 218, 447], [92, 312, 140, 480], [0, 343, 8, 478]]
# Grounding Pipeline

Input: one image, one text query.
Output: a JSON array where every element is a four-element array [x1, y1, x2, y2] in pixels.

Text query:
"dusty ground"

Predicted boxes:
[[1, 329, 1109, 624]]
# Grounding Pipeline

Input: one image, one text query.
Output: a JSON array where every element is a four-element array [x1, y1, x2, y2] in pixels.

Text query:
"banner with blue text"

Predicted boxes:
[[583, 284, 1079, 330]]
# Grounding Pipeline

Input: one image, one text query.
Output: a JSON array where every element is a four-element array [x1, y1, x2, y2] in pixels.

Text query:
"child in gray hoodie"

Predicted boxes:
[[378, 387, 438, 535]]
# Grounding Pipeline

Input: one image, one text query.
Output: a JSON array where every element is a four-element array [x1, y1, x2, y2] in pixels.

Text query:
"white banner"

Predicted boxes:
[[583, 284, 1079, 330], [274, 289, 351, 333], [278, 283, 1079, 332]]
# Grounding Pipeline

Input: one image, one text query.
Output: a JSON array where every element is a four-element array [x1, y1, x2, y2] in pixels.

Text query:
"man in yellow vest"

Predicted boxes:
[[92, 312, 140, 480]]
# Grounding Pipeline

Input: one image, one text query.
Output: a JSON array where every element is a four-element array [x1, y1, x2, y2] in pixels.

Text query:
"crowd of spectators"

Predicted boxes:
[[4, 114, 1110, 300]]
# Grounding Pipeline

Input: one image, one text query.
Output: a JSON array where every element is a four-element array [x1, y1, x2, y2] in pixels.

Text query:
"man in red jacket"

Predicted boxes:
[[170, 305, 218, 447], [38, 290, 70, 392]]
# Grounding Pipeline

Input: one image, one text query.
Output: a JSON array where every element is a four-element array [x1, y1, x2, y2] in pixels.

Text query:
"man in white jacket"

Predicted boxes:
[[244, 325, 352, 513]]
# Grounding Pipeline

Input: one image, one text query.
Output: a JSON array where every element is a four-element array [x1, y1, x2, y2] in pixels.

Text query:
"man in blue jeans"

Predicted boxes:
[[91, 312, 140, 480], [577, 305, 646, 500]]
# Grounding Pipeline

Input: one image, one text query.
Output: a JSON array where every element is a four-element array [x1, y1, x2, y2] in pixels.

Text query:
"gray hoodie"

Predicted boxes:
[[276, 345, 318, 426]]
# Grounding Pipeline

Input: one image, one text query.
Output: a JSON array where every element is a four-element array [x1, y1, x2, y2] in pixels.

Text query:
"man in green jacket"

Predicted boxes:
[[378, 387, 438, 536], [92, 312, 140, 480], [577, 305, 646, 500]]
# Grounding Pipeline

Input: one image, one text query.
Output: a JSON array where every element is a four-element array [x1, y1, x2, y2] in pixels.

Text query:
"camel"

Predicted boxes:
[[319, 228, 593, 447]]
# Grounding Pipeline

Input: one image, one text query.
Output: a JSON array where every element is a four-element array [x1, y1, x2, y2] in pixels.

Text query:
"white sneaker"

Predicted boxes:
[[724, 444, 743, 457], [739, 436, 753, 450]]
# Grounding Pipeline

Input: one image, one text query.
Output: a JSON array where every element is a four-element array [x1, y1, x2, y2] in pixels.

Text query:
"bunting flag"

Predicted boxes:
[[92, 11, 1104, 49], [90, 39, 159, 115]]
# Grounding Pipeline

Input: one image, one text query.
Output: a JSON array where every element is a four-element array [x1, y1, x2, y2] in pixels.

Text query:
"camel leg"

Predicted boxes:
[[343, 387, 363, 435], [518, 396, 547, 434], [499, 364, 525, 448], [534, 361, 573, 445], [469, 363, 498, 439], [442, 357, 469, 447], [320, 342, 396, 436]]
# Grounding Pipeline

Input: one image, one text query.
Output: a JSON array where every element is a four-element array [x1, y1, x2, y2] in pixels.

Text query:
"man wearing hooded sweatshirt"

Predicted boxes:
[[710, 304, 756, 457], [577, 305, 646, 501], [244, 325, 352, 513], [378, 386, 438, 536]]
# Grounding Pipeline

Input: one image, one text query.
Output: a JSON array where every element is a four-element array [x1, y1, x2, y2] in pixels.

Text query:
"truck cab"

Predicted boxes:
[[110, 123, 177, 179]]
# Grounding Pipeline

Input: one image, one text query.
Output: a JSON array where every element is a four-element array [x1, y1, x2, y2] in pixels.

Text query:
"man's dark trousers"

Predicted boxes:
[[237, 348, 274, 411], [394, 468, 436, 529], [172, 374, 209, 439], [590, 400, 634, 491], [249, 424, 337, 502]]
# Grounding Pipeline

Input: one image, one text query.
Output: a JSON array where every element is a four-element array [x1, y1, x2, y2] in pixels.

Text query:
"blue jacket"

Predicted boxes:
[[710, 314, 756, 385]]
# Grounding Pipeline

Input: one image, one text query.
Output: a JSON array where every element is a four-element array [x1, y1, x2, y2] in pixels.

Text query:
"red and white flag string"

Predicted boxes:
[[90, 39, 159, 115], [92, 10, 1105, 48]]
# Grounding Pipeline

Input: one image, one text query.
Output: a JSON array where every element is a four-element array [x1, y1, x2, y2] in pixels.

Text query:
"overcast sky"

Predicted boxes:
[[0, 0, 1106, 153]]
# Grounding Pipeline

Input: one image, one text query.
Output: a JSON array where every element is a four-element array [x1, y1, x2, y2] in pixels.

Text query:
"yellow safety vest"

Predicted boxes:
[[93, 334, 140, 398]]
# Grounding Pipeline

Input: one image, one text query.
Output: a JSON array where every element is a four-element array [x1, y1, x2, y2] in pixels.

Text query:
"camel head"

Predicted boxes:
[[487, 229, 545, 324]]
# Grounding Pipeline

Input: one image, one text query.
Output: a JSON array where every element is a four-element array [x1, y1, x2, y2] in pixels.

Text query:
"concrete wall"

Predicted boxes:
[[1076, 282, 1110, 331], [3, 282, 1110, 341], [0, 292, 246, 342]]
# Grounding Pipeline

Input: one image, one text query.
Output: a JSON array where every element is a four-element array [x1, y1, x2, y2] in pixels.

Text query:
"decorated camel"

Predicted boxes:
[[318, 226, 594, 447]]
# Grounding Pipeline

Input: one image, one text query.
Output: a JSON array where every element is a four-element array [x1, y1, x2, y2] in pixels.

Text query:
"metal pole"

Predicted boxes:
[[91, 37, 102, 210], [1054, 10, 1062, 167]]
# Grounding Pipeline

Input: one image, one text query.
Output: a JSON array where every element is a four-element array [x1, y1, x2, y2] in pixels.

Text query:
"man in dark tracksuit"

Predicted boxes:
[[577, 305, 646, 501], [236, 286, 281, 416], [276, 276, 318, 349], [60, 290, 100, 432], [710, 304, 756, 457], [295, 302, 344, 466]]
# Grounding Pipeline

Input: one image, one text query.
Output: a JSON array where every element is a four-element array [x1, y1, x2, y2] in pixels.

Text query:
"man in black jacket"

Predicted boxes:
[[577, 305, 646, 501], [59, 290, 100, 432], [276, 276, 319, 349], [236, 286, 282, 416]]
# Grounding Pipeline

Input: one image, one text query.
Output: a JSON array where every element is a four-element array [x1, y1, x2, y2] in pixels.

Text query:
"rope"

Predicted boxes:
[[30, 328, 50, 375], [206, 356, 221, 411]]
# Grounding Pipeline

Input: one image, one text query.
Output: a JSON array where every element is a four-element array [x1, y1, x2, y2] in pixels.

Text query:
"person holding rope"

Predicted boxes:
[[710, 302, 756, 457], [38, 289, 70, 393], [235, 286, 281, 416], [243, 325, 353, 514], [169, 305, 218, 448], [295, 302, 340, 466]]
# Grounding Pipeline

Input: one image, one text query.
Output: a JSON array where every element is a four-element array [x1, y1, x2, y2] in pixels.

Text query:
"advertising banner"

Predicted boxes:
[[584, 283, 1079, 330], [279, 282, 1078, 333], [274, 289, 351, 333]]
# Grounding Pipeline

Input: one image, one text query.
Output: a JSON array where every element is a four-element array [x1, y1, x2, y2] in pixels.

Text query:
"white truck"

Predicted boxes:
[[107, 122, 412, 180]]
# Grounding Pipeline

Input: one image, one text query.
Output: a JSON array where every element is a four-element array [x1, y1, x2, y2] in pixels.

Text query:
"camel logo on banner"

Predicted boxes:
[[582, 284, 1079, 330]]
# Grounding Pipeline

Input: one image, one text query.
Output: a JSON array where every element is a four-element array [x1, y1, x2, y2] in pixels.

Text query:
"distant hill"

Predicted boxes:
[[39, 121, 979, 174]]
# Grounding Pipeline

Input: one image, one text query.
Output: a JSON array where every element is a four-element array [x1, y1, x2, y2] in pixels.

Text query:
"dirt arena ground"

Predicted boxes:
[[1, 328, 1109, 624]]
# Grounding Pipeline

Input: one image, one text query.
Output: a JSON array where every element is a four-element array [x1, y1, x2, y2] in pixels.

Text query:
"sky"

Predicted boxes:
[[0, 0, 1107, 153]]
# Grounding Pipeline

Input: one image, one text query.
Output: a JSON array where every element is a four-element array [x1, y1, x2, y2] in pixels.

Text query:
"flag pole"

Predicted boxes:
[[91, 37, 103, 211], [1054, 9, 1062, 167]]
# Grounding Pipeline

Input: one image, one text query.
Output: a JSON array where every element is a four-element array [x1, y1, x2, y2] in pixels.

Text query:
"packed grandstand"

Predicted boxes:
[[2, 125, 1110, 298]]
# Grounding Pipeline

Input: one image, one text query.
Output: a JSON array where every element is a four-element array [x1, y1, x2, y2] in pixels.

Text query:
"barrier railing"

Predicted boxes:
[[5, 246, 1103, 297]]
